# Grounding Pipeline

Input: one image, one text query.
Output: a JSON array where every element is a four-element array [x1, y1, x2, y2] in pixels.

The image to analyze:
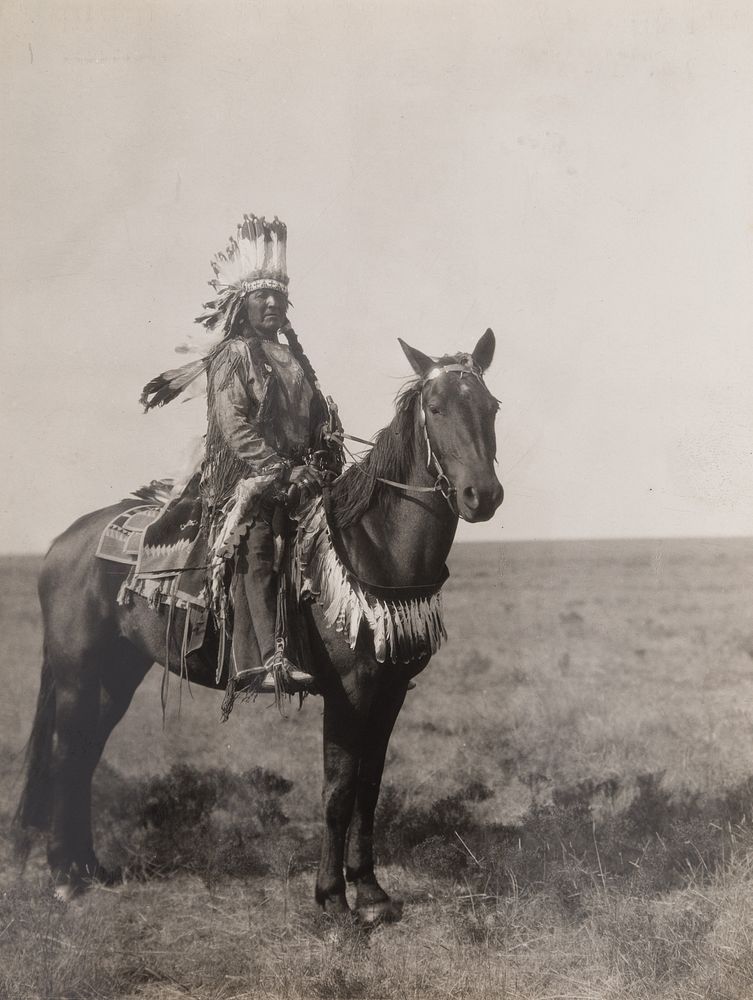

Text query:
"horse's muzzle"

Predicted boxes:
[[459, 479, 503, 522]]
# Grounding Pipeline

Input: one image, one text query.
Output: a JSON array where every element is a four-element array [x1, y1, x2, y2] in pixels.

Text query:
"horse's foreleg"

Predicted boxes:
[[316, 688, 367, 917], [345, 678, 408, 924]]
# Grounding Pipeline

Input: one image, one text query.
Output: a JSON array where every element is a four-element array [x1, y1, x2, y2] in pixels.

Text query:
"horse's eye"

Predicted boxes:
[[428, 405, 442, 416]]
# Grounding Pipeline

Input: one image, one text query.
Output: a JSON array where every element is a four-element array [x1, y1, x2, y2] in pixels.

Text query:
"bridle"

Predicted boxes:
[[342, 355, 491, 517]]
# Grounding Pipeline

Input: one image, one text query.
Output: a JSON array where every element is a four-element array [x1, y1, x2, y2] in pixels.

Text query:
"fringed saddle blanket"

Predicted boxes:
[[135, 472, 204, 578], [95, 493, 210, 655]]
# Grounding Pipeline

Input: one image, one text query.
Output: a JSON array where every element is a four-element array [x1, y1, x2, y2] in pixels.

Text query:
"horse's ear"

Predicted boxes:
[[472, 328, 495, 372], [398, 338, 435, 377]]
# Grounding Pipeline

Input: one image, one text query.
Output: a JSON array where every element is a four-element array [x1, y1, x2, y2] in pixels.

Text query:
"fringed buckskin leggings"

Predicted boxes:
[[231, 515, 277, 672]]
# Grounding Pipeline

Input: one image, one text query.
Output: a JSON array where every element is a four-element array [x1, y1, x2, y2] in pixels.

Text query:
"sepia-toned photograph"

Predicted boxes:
[[1, 1, 752, 997]]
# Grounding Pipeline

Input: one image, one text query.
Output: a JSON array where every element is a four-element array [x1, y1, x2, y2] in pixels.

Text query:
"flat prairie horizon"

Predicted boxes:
[[1, 533, 752, 558]]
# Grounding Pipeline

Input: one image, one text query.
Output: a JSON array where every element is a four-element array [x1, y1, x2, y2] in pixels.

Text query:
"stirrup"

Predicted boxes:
[[259, 667, 315, 694], [258, 651, 315, 695], [231, 664, 270, 693]]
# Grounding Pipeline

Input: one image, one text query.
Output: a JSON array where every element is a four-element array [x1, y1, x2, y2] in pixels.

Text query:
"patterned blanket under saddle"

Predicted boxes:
[[95, 505, 163, 564], [96, 503, 208, 604], [135, 473, 204, 578], [95, 479, 210, 655], [105, 474, 207, 591]]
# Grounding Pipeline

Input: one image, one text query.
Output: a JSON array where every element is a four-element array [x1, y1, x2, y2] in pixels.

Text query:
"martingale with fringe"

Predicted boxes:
[[294, 498, 448, 664]]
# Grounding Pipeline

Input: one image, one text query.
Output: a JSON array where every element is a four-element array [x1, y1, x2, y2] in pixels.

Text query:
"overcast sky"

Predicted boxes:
[[1, 0, 751, 551]]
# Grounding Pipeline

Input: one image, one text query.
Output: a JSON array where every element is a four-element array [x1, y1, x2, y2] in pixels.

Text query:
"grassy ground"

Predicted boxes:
[[1, 538, 753, 999]]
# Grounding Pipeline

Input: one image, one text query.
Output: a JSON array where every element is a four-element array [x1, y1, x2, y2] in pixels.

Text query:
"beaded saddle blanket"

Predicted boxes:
[[95, 505, 163, 565], [95, 480, 210, 655]]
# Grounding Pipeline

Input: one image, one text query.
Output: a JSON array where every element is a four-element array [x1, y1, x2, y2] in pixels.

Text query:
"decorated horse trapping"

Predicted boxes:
[[94, 505, 163, 565], [95, 482, 211, 657], [294, 498, 448, 664], [96, 486, 449, 673]]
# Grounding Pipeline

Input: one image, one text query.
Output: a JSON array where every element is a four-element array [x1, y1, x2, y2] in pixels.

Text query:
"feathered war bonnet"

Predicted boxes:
[[140, 214, 290, 411]]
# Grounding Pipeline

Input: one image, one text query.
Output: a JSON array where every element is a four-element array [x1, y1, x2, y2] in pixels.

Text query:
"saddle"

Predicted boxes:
[[136, 473, 204, 571], [95, 474, 306, 673], [96, 474, 211, 655]]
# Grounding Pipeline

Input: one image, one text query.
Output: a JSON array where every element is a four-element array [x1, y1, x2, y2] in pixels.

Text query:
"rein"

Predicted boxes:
[[340, 359, 488, 516]]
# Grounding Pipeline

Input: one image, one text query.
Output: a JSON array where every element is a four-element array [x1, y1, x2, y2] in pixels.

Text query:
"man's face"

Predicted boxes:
[[245, 288, 288, 336]]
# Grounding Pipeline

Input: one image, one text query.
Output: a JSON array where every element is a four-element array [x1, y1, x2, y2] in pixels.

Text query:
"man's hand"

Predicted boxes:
[[288, 464, 324, 493], [282, 464, 324, 512], [322, 429, 344, 447]]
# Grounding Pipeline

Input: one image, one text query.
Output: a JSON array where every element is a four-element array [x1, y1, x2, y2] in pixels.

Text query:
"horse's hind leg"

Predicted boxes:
[[48, 638, 151, 897], [46, 649, 103, 891]]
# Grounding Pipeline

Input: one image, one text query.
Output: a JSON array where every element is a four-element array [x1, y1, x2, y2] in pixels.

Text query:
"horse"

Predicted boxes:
[[13, 329, 503, 923]]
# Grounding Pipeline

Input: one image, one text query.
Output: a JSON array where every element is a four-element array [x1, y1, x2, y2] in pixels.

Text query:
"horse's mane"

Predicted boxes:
[[327, 380, 422, 530]]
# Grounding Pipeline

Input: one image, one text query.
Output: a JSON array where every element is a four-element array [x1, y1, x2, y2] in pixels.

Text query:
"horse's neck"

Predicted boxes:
[[336, 443, 458, 589]]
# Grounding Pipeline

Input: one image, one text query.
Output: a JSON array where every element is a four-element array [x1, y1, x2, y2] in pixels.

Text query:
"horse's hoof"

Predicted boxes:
[[51, 860, 122, 902], [53, 881, 79, 904], [322, 900, 353, 920], [87, 863, 123, 887], [356, 898, 403, 927], [318, 892, 353, 921]]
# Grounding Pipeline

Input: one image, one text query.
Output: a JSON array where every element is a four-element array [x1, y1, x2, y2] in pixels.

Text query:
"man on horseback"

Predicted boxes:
[[18, 238, 502, 902], [141, 214, 343, 698]]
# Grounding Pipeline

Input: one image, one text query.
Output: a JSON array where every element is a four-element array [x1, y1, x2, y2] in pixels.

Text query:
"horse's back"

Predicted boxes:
[[39, 502, 133, 658]]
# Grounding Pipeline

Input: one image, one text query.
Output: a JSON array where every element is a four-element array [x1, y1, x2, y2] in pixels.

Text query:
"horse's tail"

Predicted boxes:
[[12, 648, 56, 866]]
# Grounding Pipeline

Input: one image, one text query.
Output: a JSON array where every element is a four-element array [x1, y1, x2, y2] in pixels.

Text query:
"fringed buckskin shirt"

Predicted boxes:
[[202, 337, 322, 510]]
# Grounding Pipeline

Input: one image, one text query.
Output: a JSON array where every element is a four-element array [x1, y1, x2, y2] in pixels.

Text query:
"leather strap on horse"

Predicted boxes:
[[337, 359, 489, 513], [341, 433, 453, 501]]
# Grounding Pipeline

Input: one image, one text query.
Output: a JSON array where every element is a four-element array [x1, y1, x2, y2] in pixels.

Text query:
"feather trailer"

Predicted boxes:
[[140, 357, 210, 411], [142, 214, 292, 414], [128, 479, 174, 504]]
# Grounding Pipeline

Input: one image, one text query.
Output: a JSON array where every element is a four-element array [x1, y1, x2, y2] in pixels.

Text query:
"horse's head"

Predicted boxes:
[[399, 329, 504, 523]]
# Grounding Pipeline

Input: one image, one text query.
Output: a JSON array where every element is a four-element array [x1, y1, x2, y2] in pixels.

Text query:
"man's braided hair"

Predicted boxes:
[[228, 304, 322, 397], [282, 324, 322, 394]]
